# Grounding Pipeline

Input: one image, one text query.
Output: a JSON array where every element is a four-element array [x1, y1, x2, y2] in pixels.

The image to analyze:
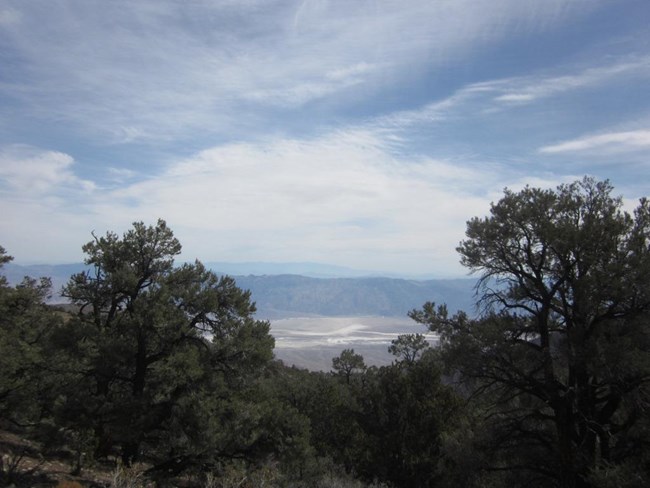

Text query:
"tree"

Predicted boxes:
[[355, 351, 462, 488], [332, 348, 367, 384], [58, 220, 276, 471], [0, 245, 11, 276], [388, 333, 430, 366], [411, 178, 650, 487], [0, 246, 62, 427]]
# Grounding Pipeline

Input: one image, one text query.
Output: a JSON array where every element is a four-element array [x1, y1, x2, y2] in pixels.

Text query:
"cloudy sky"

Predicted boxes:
[[1, 0, 649, 276]]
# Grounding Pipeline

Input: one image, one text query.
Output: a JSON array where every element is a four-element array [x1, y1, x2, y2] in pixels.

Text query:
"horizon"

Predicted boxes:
[[4, 258, 474, 281], [1, 1, 649, 276]]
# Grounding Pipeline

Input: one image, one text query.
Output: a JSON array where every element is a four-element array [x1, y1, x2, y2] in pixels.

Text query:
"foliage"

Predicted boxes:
[[1, 222, 463, 487], [388, 333, 429, 365], [411, 177, 650, 487], [332, 349, 367, 384], [0, 246, 62, 427], [354, 350, 462, 488], [54, 220, 281, 472], [272, 347, 463, 488]]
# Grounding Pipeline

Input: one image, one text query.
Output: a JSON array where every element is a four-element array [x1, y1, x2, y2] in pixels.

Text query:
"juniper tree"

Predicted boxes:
[[412, 178, 650, 487]]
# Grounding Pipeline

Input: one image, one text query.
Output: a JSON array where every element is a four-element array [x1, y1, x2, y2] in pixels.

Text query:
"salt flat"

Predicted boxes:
[[270, 315, 437, 371]]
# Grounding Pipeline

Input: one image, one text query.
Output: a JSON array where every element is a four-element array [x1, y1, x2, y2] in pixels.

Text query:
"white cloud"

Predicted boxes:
[[105, 167, 138, 183], [0, 145, 95, 194], [495, 93, 535, 103], [0, 131, 593, 274], [539, 130, 650, 154], [90, 129, 525, 275], [0, 131, 504, 274], [0, 146, 98, 264]]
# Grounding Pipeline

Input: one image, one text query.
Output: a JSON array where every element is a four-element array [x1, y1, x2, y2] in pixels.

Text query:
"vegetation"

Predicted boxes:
[[411, 177, 650, 486], [1, 177, 648, 487]]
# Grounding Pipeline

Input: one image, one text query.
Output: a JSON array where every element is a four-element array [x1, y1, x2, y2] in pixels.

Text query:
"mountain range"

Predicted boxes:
[[3, 262, 477, 319], [4, 261, 479, 369]]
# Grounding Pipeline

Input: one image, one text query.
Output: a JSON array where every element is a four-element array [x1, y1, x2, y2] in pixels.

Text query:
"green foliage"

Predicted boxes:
[[272, 347, 464, 488], [332, 349, 367, 384], [0, 230, 330, 485], [412, 177, 650, 486], [354, 351, 462, 488], [48, 220, 279, 473], [388, 333, 429, 365], [0, 248, 63, 426]]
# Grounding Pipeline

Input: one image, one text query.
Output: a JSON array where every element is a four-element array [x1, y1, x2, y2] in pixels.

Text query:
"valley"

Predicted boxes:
[[271, 315, 436, 370]]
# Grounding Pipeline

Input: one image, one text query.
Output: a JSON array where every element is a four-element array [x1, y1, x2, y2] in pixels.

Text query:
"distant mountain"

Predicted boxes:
[[3, 263, 91, 299], [234, 274, 477, 318], [3, 262, 477, 318], [204, 261, 379, 278]]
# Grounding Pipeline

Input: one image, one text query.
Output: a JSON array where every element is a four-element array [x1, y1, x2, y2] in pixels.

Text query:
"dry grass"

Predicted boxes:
[[0, 428, 113, 487]]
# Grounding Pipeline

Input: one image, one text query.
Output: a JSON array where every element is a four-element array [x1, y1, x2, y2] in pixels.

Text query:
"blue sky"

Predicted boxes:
[[0, 0, 649, 276]]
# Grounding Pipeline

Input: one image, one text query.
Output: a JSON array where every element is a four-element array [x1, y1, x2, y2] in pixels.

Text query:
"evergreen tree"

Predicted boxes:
[[332, 348, 367, 385], [57, 220, 276, 473], [412, 178, 650, 487], [388, 333, 430, 366], [0, 246, 62, 428]]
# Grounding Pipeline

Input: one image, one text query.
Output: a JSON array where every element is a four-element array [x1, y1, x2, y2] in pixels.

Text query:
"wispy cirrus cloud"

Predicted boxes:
[[0, 0, 596, 143], [242, 62, 381, 107], [372, 57, 650, 131], [493, 59, 650, 104], [1, 0, 648, 277], [539, 130, 650, 154]]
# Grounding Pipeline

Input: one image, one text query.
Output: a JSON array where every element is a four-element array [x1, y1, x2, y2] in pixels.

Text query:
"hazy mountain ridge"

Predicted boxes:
[[4, 262, 476, 318], [234, 274, 476, 318], [203, 261, 380, 278]]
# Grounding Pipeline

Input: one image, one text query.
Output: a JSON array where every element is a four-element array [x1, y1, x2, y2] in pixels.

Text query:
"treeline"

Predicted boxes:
[[1, 177, 649, 487]]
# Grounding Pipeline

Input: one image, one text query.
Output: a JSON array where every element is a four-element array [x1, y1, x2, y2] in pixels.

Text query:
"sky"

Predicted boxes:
[[0, 0, 649, 277]]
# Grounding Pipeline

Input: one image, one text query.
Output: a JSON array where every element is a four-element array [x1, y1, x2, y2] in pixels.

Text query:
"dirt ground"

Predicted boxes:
[[0, 428, 114, 487]]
